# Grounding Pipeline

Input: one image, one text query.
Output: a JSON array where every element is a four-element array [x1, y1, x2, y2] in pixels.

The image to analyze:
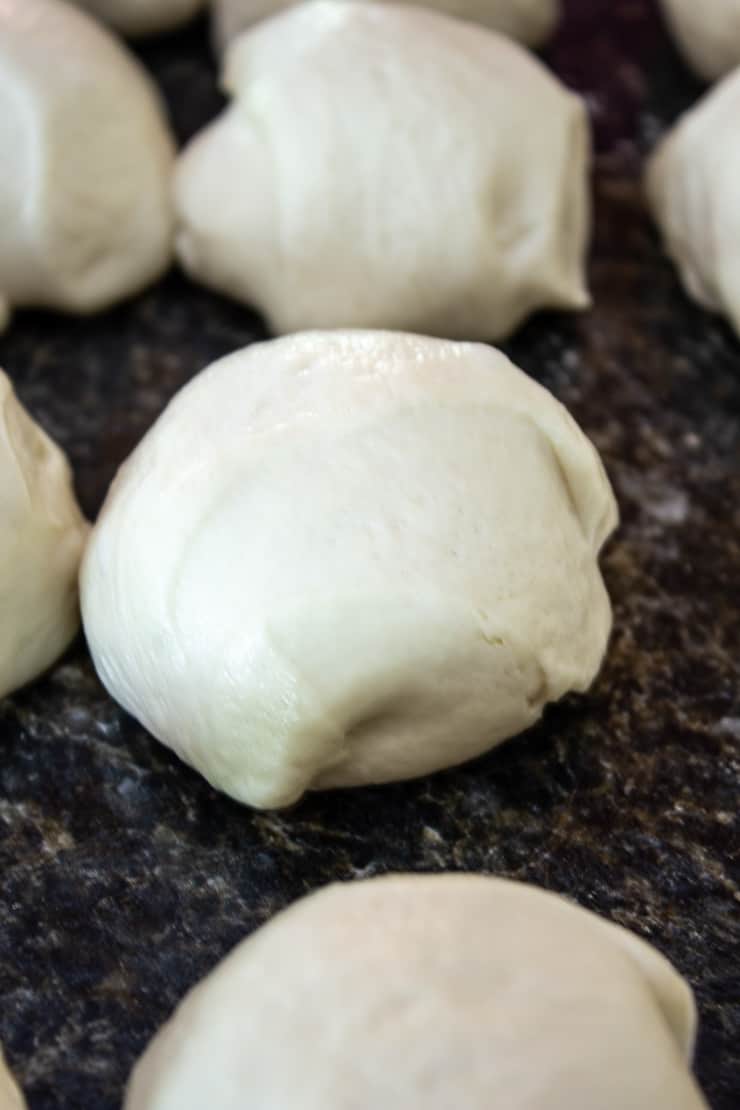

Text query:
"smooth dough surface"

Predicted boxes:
[[646, 68, 740, 338], [0, 0, 175, 332], [70, 0, 206, 36], [81, 331, 617, 810], [176, 1, 590, 341], [125, 874, 708, 1110], [213, 0, 560, 51], [0, 373, 88, 700], [0, 1049, 25, 1110], [658, 0, 740, 82]]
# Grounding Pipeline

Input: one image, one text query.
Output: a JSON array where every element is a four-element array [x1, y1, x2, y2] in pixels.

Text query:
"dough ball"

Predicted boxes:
[[125, 874, 708, 1110], [0, 1048, 25, 1110], [81, 331, 617, 810], [71, 0, 206, 36], [658, 0, 740, 82], [213, 0, 560, 53], [176, 1, 590, 341], [0, 373, 88, 700], [0, 0, 175, 333], [646, 68, 740, 338]]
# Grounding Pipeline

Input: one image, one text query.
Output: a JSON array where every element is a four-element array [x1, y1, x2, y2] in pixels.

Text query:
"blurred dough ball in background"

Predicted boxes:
[[70, 0, 206, 36], [125, 874, 708, 1110], [0, 372, 88, 701], [81, 331, 617, 811], [212, 0, 560, 52], [0, 0, 175, 333], [647, 67, 740, 338], [176, 1, 590, 341], [658, 0, 740, 82], [0, 1048, 25, 1110]]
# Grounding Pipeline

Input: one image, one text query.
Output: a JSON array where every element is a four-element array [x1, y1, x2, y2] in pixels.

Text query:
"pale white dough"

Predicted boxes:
[[71, 0, 206, 36], [125, 874, 708, 1110], [646, 68, 740, 338], [213, 0, 560, 52], [0, 0, 176, 332], [0, 1049, 25, 1110], [176, 1, 590, 341], [658, 0, 740, 82], [81, 331, 617, 810], [0, 372, 87, 701]]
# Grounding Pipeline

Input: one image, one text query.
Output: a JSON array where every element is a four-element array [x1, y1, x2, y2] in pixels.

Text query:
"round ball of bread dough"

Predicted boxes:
[[646, 68, 740, 338], [0, 372, 88, 700], [81, 331, 617, 810], [0, 0, 175, 333], [176, 1, 590, 341], [125, 874, 708, 1110], [71, 0, 206, 36], [0, 1048, 25, 1110], [213, 0, 560, 53], [658, 0, 740, 82]]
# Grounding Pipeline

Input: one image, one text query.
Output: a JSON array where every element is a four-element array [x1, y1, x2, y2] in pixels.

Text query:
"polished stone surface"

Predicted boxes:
[[0, 1, 738, 1107]]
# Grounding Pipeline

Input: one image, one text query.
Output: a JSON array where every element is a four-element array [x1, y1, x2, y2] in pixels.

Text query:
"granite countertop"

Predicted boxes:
[[1, 1, 738, 1107]]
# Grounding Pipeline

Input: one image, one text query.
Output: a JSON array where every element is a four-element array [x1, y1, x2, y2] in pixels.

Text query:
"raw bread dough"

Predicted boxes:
[[646, 68, 740, 338], [0, 0, 175, 333], [176, 1, 590, 341], [0, 372, 88, 700], [213, 0, 560, 52], [81, 331, 617, 810], [0, 1049, 25, 1110], [71, 0, 206, 36], [125, 874, 708, 1110], [658, 0, 740, 82]]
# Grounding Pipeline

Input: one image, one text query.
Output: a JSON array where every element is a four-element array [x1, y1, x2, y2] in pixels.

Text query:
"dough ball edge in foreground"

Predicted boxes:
[[124, 873, 707, 1110]]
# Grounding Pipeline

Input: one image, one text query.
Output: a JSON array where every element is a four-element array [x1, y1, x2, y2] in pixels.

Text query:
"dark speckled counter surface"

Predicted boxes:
[[1, 1, 739, 1106]]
